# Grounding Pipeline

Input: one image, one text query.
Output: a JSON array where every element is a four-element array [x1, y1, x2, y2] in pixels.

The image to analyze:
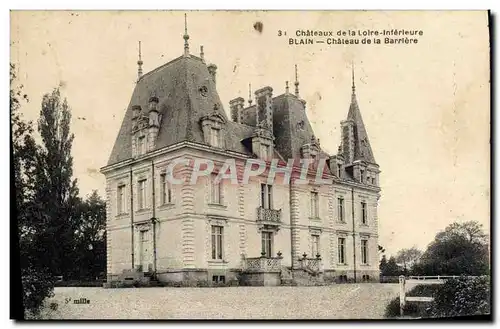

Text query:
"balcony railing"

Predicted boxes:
[[257, 207, 282, 224], [244, 252, 283, 272], [298, 253, 322, 273]]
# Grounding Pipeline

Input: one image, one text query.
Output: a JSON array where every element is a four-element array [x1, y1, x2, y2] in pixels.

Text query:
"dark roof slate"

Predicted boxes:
[[346, 91, 376, 164]]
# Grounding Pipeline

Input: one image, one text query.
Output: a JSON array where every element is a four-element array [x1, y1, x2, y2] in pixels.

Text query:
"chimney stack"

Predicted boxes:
[[148, 96, 160, 150], [208, 64, 217, 85], [255, 86, 274, 131], [229, 97, 245, 123]]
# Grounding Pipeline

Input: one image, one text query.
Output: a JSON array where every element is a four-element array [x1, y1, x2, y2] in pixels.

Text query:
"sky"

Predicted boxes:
[[10, 10, 490, 256]]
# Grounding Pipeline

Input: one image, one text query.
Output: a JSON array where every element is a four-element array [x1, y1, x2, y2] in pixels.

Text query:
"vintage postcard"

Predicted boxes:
[[11, 10, 491, 320]]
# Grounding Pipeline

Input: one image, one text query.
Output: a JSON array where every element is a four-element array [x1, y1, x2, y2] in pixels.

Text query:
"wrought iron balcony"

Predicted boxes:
[[243, 253, 283, 273], [257, 207, 282, 224]]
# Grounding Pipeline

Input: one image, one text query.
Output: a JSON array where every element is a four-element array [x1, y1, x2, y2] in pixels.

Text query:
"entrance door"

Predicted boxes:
[[139, 230, 150, 272]]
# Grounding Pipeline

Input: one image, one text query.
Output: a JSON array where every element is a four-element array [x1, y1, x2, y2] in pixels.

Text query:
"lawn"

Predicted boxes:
[[39, 283, 400, 319]]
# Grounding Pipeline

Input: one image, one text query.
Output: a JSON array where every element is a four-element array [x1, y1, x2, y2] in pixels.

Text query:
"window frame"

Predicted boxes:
[[311, 234, 320, 257], [210, 127, 221, 147], [261, 231, 274, 258], [361, 201, 367, 225], [138, 135, 146, 155], [337, 197, 345, 222], [338, 237, 346, 264], [260, 184, 273, 209], [211, 225, 224, 260], [310, 191, 319, 218], [160, 173, 172, 205], [210, 173, 222, 205], [361, 239, 369, 265], [137, 178, 147, 210], [117, 184, 126, 214]]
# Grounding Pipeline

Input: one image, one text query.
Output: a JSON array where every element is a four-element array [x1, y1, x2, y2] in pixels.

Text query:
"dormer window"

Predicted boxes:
[[138, 135, 146, 155], [210, 127, 221, 148], [260, 143, 270, 159], [337, 164, 342, 177], [360, 169, 365, 183], [200, 104, 226, 149]]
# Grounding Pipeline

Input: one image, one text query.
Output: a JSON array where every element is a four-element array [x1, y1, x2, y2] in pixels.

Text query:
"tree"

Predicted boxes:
[[395, 247, 422, 274], [413, 221, 489, 276], [32, 87, 80, 279], [381, 256, 401, 276], [11, 64, 55, 317], [73, 190, 106, 280], [379, 255, 388, 274]]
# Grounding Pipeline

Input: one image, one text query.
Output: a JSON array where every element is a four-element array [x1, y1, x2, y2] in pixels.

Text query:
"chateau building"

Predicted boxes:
[[101, 16, 381, 286]]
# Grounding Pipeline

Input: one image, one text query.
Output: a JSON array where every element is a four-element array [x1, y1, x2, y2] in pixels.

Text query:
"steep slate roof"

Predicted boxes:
[[270, 94, 327, 160], [107, 55, 251, 165], [107, 51, 372, 169], [346, 87, 376, 164]]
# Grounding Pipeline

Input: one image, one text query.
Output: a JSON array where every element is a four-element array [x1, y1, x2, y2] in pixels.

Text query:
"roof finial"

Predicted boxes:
[[294, 64, 300, 97], [351, 60, 356, 94], [137, 41, 143, 82], [285, 81, 289, 94], [200, 45, 205, 63], [248, 83, 253, 106], [183, 13, 190, 57]]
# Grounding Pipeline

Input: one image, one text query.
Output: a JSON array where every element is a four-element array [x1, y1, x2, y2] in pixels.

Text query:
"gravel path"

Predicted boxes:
[[41, 283, 400, 319]]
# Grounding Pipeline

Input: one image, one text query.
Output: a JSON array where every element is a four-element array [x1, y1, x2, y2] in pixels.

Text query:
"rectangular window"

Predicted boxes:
[[261, 231, 273, 257], [360, 169, 365, 183], [361, 239, 368, 264], [117, 184, 126, 214], [311, 234, 320, 257], [310, 191, 319, 218], [160, 173, 172, 204], [338, 237, 346, 264], [260, 144, 270, 159], [260, 184, 273, 209], [211, 225, 223, 260], [211, 128, 220, 147], [138, 179, 147, 209], [361, 201, 367, 224], [210, 174, 222, 204], [337, 197, 345, 222], [138, 135, 146, 155], [337, 164, 342, 177]]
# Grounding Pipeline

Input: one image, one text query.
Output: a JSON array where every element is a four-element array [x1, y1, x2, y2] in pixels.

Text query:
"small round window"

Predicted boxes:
[[199, 86, 208, 97]]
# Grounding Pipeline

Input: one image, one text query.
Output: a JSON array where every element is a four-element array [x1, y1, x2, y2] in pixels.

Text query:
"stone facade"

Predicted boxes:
[[101, 21, 381, 286]]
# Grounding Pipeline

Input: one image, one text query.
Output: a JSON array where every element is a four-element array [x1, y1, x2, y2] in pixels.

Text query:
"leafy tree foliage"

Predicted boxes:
[[413, 221, 489, 276], [32, 88, 80, 278], [395, 247, 422, 274], [380, 256, 402, 276], [73, 190, 106, 280], [429, 276, 490, 317], [14, 66, 108, 317], [12, 64, 55, 317]]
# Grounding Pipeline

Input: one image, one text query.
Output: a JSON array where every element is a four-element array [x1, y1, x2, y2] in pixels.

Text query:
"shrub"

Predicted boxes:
[[21, 265, 55, 318], [384, 296, 430, 318], [428, 276, 490, 317], [384, 277, 491, 318], [384, 284, 438, 318]]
